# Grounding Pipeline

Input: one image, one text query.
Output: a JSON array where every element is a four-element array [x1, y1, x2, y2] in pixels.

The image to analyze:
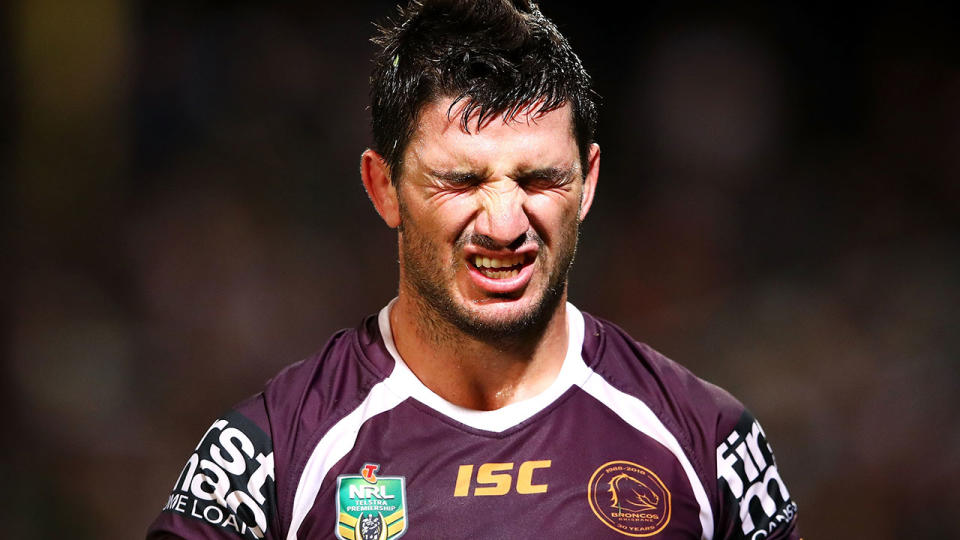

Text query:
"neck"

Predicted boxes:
[[388, 290, 570, 410]]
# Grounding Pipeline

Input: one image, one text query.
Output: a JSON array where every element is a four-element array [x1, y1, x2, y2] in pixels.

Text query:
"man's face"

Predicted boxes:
[[393, 98, 598, 339]]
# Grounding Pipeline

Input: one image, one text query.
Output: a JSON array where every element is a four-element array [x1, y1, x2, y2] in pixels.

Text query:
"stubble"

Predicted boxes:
[[397, 196, 581, 350]]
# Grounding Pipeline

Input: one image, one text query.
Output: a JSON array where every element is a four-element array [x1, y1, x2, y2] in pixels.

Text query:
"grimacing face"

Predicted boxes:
[[375, 98, 598, 340]]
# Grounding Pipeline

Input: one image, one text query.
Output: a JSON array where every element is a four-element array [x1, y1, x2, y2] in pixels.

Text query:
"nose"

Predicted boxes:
[[474, 181, 529, 248]]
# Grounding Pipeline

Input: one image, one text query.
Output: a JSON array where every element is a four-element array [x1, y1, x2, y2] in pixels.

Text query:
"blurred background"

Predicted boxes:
[[4, 0, 958, 538]]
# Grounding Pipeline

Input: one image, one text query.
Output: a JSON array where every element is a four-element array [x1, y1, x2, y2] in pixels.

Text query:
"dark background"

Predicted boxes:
[[5, 1, 959, 538]]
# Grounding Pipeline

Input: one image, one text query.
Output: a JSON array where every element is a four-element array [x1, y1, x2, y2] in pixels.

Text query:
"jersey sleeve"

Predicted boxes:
[[146, 395, 279, 540], [714, 410, 800, 539]]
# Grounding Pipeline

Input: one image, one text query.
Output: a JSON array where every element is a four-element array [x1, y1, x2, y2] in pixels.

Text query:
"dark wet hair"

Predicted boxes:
[[370, 0, 598, 182]]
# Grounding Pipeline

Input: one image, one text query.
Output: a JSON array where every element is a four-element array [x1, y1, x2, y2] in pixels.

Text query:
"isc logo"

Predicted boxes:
[[453, 460, 551, 496]]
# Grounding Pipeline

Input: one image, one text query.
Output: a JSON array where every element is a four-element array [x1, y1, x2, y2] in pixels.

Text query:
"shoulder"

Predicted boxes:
[[260, 313, 397, 440], [579, 311, 801, 539], [580, 312, 744, 441], [257, 314, 397, 524], [147, 313, 395, 540]]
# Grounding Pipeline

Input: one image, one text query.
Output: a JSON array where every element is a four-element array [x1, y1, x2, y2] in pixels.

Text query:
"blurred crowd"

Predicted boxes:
[[4, 1, 958, 538]]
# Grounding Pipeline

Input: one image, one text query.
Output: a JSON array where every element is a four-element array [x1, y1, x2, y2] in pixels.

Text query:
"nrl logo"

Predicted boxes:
[[335, 464, 407, 540]]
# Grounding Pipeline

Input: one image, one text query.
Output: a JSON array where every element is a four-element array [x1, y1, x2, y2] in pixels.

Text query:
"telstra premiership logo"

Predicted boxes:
[[335, 464, 408, 540]]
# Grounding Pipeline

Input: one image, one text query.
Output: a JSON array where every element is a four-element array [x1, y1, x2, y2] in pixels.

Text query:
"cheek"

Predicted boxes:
[[417, 195, 480, 242], [523, 192, 581, 242]]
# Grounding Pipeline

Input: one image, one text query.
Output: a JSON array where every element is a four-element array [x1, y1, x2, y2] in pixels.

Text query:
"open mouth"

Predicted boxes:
[[469, 253, 532, 279]]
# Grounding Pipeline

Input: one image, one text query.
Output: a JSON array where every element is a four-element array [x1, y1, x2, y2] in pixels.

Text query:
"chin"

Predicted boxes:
[[446, 286, 566, 341], [403, 252, 571, 343], [467, 294, 540, 316]]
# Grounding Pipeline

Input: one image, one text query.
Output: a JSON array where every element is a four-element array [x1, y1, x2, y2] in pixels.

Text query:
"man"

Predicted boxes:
[[148, 1, 800, 539]]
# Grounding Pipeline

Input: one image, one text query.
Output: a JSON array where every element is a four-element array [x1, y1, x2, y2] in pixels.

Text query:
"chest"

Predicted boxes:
[[288, 393, 706, 539]]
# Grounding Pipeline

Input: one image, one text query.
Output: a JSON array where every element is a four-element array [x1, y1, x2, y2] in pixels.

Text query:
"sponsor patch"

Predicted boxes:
[[335, 464, 407, 540], [717, 411, 797, 539], [587, 460, 672, 537], [163, 410, 276, 539]]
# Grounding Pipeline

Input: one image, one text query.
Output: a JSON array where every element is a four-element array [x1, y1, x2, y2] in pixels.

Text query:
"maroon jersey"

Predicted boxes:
[[147, 303, 799, 539]]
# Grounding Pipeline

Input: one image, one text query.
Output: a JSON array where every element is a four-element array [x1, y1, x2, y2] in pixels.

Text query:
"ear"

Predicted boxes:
[[360, 149, 401, 228], [578, 143, 600, 221]]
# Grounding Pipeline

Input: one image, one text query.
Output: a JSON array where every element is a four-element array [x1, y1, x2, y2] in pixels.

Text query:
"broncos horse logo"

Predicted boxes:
[[607, 472, 660, 512], [355, 512, 387, 540]]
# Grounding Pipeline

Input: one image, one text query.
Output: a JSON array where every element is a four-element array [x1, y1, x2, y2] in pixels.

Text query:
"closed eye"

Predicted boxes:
[[517, 166, 577, 190], [430, 170, 486, 189]]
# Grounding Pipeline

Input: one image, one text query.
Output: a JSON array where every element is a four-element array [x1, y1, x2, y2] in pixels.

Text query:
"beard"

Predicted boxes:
[[398, 208, 580, 345]]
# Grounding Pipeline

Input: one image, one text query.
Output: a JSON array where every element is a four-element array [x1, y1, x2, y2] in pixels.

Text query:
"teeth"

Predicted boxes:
[[472, 254, 524, 269], [471, 254, 528, 279], [477, 268, 520, 279]]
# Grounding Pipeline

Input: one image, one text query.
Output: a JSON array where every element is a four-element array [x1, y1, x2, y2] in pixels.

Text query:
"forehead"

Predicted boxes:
[[404, 97, 578, 171]]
